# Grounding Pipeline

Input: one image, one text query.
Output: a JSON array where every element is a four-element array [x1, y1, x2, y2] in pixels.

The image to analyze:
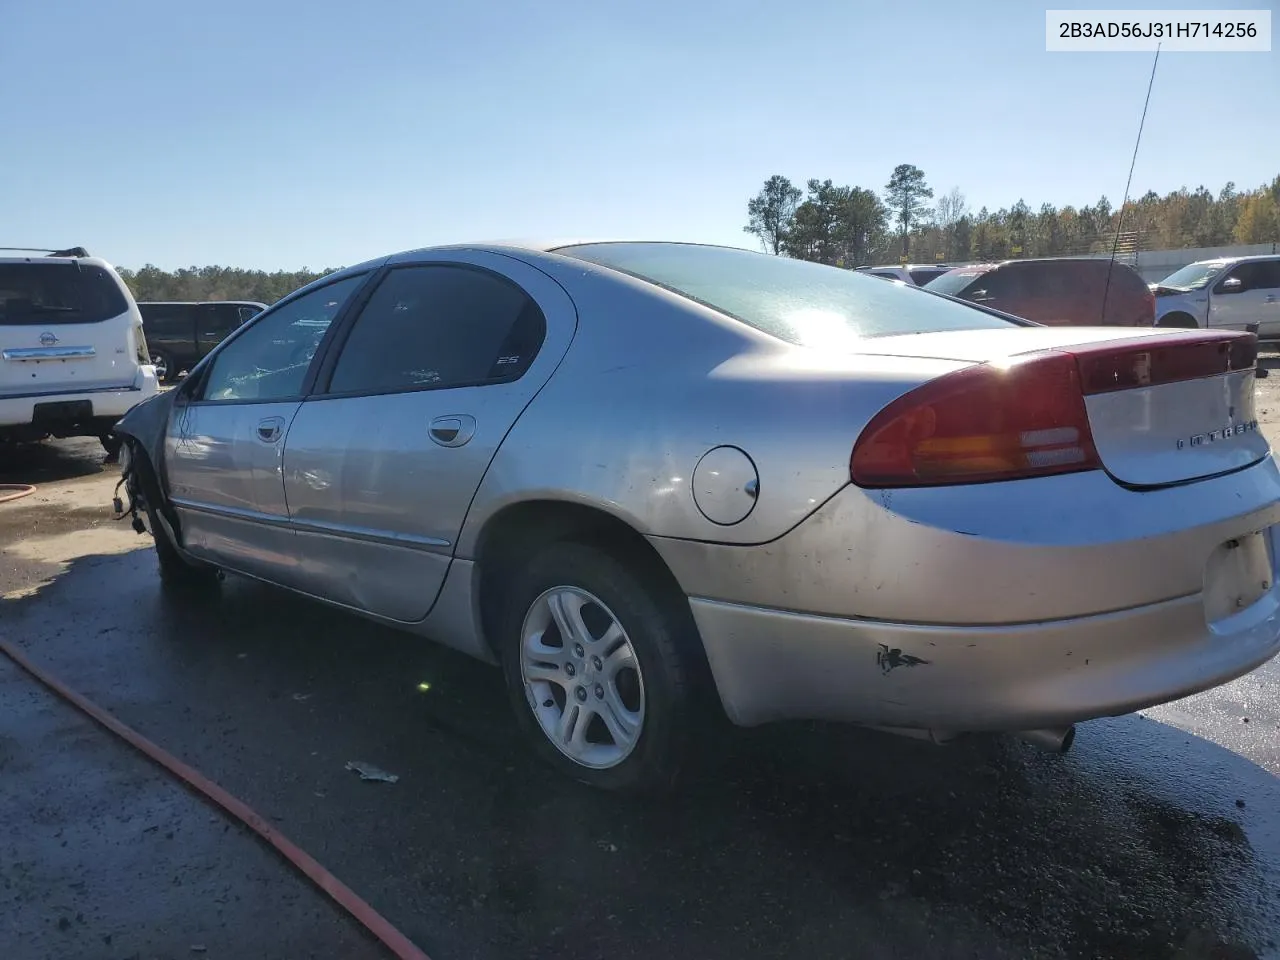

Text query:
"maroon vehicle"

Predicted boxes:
[[923, 258, 1156, 327]]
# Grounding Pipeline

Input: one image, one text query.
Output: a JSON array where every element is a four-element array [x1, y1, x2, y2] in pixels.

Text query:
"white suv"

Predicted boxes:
[[0, 247, 158, 459]]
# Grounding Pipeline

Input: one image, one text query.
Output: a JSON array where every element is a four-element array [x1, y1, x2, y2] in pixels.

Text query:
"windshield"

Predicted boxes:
[[1157, 261, 1228, 290], [923, 267, 990, 296], [557, 242, 1016, 348], [0, 262, 129, 325]]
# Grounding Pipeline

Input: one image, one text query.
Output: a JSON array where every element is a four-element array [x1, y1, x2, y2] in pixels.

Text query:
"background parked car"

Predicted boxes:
[[1151, 255, 1280, 336], [856, 263, 955, 286], [924, 257, 1155, 327], [0, 246, 157, 457], [139, 300, 266, 382]]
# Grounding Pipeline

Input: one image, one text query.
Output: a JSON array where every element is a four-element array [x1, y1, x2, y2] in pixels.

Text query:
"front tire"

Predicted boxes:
[[499, 542, 698, 793], [149, 503, 220, 591], [127, 445, 219, 591], [1158, 312, 1199, 329]]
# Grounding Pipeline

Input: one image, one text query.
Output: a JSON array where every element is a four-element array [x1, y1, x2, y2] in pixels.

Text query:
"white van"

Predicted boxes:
[[0, 247, 158, 458]]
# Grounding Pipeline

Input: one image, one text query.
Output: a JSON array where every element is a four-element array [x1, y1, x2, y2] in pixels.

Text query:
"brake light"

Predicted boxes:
[[850, 330, 1257, 488], [1140, 289, 1156, 326], [851, 352, 1100, 487]]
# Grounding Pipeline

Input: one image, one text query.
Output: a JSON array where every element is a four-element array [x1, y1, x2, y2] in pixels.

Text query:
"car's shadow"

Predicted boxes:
[[8, 554, 1280, 960], [0, 437, 110, 485]]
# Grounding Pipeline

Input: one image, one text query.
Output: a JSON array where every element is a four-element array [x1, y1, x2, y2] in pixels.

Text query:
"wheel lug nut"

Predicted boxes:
[[591, 655, 602, 670], [575, 686, 588, 702], [594, 684, 604, 699], [574, 644, 585, 658], [564, 662, 576, 677]]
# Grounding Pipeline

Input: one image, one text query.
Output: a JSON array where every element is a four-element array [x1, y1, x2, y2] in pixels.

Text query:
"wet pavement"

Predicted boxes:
[[2, 428, 1280, 959]]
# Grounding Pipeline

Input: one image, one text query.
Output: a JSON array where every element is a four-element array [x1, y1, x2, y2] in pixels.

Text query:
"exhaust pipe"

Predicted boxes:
[[1016, 726, 1076, 754]]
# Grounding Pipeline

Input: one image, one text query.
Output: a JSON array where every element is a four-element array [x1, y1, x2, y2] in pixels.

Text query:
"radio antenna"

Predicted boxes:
[[1102, 43, 1161, 324]]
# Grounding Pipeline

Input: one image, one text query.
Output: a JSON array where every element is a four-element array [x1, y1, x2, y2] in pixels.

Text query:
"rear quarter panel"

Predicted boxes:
[[455, 256, 969, 553]]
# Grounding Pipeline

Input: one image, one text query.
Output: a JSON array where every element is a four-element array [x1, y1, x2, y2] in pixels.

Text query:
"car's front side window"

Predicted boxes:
[[325, 264, 546, 396], [199, 274, 366, 403], [1218, 263, 1258, 294]]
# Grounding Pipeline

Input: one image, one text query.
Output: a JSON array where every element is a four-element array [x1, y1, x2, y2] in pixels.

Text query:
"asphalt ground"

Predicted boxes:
[[2, 357, 1280, 960]]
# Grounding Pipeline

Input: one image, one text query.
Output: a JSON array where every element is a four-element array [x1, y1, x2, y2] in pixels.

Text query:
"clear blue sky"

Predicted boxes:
[[1, 0, 1275, 271]]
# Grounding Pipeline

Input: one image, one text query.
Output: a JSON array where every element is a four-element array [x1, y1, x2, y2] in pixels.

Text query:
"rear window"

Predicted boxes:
[[557, 243, 1016, 348], [922, 267, 989, 297], [0, 262, 130, 325], [908, 267, 950, 286]]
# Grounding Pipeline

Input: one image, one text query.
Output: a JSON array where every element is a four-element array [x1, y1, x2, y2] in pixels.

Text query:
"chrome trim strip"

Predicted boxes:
[[171, 497, 291, 527], [0, 384, 140, 400], [291, 515, 452, 549], [2, 345, 97, 360], [171, 497, 452, 549]]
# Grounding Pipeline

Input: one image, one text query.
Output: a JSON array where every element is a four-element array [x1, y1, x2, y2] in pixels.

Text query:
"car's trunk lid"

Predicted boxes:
[[854, 326, 1268, 488]]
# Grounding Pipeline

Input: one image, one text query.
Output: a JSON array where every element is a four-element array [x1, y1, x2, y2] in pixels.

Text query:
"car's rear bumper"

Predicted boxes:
[[651, 458, 1280, 729], [0, 370, 158, 432], [690, 569, 1280, 729]]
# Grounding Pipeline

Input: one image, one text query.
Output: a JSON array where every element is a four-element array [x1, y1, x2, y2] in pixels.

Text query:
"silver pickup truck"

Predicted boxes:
[[1153, 254, 1280, 337]]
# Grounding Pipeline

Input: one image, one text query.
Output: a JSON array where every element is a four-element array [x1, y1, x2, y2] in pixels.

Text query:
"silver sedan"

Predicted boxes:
[[115, 241, 1280, 791]]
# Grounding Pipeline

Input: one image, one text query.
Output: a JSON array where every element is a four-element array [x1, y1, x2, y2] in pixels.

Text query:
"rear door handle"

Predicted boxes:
[[429, 414, 476, 448], [1266, 295, 1277, 303], [256, 416, 285, 444]]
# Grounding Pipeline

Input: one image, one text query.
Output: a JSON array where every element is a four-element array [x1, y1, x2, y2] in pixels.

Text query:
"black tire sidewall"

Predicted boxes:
[[499, 542, 692, 793]]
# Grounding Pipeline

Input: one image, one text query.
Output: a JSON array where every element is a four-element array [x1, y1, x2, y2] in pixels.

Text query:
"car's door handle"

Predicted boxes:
[[1266, 295, 1277, 303], [429, 414, 476, 448], [256, 417, 285, 444]]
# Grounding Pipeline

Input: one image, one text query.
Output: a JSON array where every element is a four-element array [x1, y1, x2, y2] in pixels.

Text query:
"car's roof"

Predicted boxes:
[[0, 254, 114, 269], [138, 300, 267, 306], [1190, 254, 1279, 266]]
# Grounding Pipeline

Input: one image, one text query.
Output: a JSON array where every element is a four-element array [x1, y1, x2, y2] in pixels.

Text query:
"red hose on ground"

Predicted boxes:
[[0, 484, 37, 504], [0, 638, 431, 960]]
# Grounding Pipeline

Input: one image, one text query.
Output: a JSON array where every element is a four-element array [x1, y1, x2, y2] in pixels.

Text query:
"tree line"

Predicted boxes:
[[117, 264, 340, 305], [113, 169, 1279, 304], [745, 167, 1280, 267]]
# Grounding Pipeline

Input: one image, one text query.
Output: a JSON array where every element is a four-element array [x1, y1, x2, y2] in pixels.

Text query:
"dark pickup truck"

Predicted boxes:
[[138, 300, 266, 382]]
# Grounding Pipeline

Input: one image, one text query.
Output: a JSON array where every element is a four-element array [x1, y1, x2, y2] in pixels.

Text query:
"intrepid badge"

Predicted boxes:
[[1177, 419, 1259, 449]]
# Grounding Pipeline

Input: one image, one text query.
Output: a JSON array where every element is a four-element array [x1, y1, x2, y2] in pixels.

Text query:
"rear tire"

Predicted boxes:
[[499, 541, 698, 793], [1158, 312, 1199, 329]]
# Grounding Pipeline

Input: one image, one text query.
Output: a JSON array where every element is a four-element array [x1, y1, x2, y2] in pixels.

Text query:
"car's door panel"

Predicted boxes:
[[281, 251, 577, 622], [166, 399, 302, 581], [162, 272, 370, 584], [1209, 262, 1279, 333]]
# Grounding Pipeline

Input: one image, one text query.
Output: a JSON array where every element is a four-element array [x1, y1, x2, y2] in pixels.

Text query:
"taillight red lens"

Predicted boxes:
[[1141, 290, 1156, 326], [850, 352, 1101, 487], [1074, 331, 1256, 394], [850, 330, 1256, 488]]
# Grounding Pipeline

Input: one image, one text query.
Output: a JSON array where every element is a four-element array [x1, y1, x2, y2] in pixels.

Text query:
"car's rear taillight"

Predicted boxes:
[[850, 353, 1100, 487], [850, 330, 1256, 488], [1140, 289, 1156, 326]]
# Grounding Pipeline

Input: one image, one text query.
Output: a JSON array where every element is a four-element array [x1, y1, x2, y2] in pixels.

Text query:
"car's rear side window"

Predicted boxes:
[[907, 267, 949, 286], [923, 268, 988, 297], [557, 243, 1015, 349], [140, 303, 197, 336], [0, 262, 129, 325], [326, 265, 546, 395]]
